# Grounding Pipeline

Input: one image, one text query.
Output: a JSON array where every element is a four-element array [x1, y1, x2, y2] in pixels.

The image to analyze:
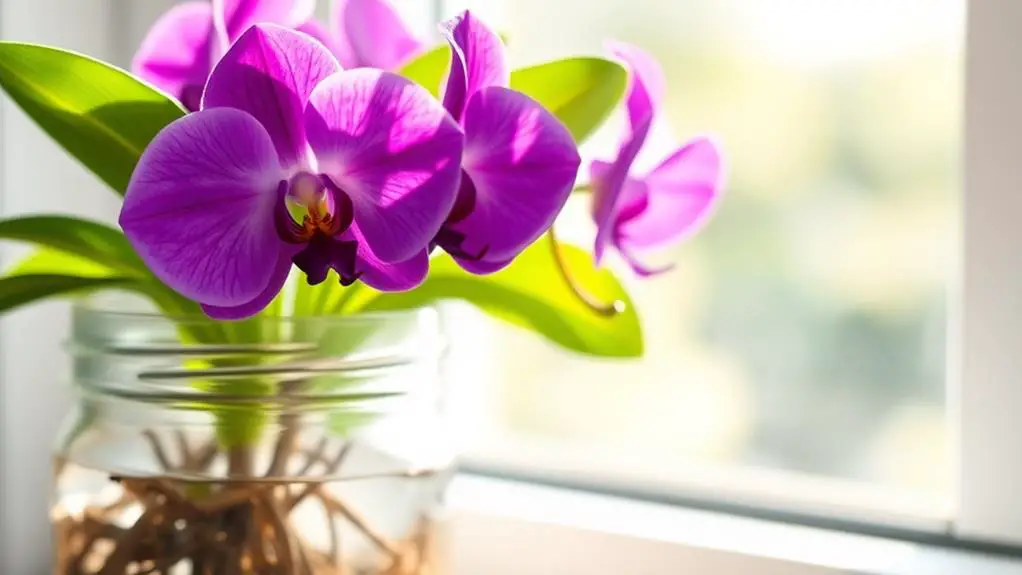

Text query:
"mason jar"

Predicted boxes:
[[51, 296, 454, 574]]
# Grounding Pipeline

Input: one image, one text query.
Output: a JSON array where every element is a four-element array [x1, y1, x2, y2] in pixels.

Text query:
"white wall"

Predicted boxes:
[[0, 1, 171, 571]]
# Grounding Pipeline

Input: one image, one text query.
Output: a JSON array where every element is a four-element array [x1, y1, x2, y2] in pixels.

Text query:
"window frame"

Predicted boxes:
[[955, 0, 1022, 546]]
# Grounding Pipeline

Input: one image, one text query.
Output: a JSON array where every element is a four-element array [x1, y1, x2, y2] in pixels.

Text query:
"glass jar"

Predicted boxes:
[[51, 297, 454, 574]]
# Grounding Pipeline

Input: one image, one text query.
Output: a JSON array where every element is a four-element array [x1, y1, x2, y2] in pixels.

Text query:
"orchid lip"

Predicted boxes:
[[292, 234, 361, 286], [272, 172, 363, 287], [274, 172, 354, 244]]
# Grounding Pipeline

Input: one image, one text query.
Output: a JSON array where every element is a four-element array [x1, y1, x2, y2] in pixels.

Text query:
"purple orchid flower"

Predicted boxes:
[[590, 42, 723, 276], [132, 0, 318, 111], [120, 24, 463, 320], [431, 12, 581, 274], [326, 0, 425, 70]]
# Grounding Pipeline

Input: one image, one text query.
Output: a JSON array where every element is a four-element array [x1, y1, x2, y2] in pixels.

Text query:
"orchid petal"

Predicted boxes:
[[591, 41, 665, 263], [608, 175, 651, 228], [297, 18, 337, 55], [359, 250, 428, 290], [204, 24, 339, 169], [616, 242, 674, 278], [132, 2, 215, 111], [349, 226, 429, 290], [589, 104, 651, 263], [617, 137, 722, 248], [305, 68, 463, 263], [608, 40, 665, 133], [590, 159, 621, 235], [440, 10, 509, 121], [214, 0, 315, 42], [202, 250, 295, 319], [324, 7, 358, 68], [605, 177, 675, 278], [456, 254, 515, 275], [119, 108, 286, 309], [335, 0, 423, 70], [449, 87, 579, 268]]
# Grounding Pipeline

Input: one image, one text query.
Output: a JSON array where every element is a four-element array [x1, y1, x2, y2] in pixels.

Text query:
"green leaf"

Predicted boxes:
[[399, 44, 450, 98], [3, 246, 202, 324], [0, 274, 138, 312], [0, 215, 145, 275], [1, 246, 158, 315], [510, 57, 627, 143], [8, 247, 120, 278], [0, 219, 198, 318], [0, 42, 186, 195], [346, 237, 643, 357]]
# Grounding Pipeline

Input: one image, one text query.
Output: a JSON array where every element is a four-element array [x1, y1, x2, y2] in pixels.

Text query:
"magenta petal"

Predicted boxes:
[[456, 255, 514, 275], [616, 241, 674, 277], [325, 3, 358, 68], [440, 10, 509, 121], [347, 227, 429, 291], [214, 0, 315, 42], [618, 137, 723, 248], [297, 18, 337, 55], [450, 87, 579, 267], [606, 176, 675, 278], [589, 158, 617, 227], [202, 250, 294, 319], [335, 0, 423, 70], [132, 2, 215, 107], [591, 120, 649, 263], [305, 69, 463, 263], [119, 108, 287, 308], [609, 176, 651, 227], [359, 249, 428, 291], [203, 24, 340, 168], [591, 42, 665, 263], [608, 40, 665, 134]]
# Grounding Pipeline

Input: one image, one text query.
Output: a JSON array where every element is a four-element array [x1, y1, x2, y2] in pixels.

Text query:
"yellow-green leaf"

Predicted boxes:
[[511, 57, 627, 143], [0, 42, 186, 195], [400, 44, 450, 98], [8, 247, 119, 278], [344, 238, 643, 358], [0, 215, 145, 275], [0, 274, 138, 312]]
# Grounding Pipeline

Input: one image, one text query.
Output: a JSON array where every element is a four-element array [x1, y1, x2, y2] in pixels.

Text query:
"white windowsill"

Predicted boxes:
[[457, 433, 952, 532], [446, 474, 1022, 575]]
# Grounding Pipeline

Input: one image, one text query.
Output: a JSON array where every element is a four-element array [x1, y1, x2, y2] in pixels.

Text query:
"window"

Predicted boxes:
[[443, 0, 965, 527]]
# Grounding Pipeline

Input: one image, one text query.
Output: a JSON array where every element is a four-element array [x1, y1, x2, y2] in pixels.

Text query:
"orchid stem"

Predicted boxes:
[[546, 228, 623, 317]]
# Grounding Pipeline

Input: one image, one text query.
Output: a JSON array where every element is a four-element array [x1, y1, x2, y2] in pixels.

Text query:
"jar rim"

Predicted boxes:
[[67, 294, 444, 404]]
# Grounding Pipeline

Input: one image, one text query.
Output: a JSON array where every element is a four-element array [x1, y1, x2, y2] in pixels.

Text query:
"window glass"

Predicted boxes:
[[444, 0, 962, 508]]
